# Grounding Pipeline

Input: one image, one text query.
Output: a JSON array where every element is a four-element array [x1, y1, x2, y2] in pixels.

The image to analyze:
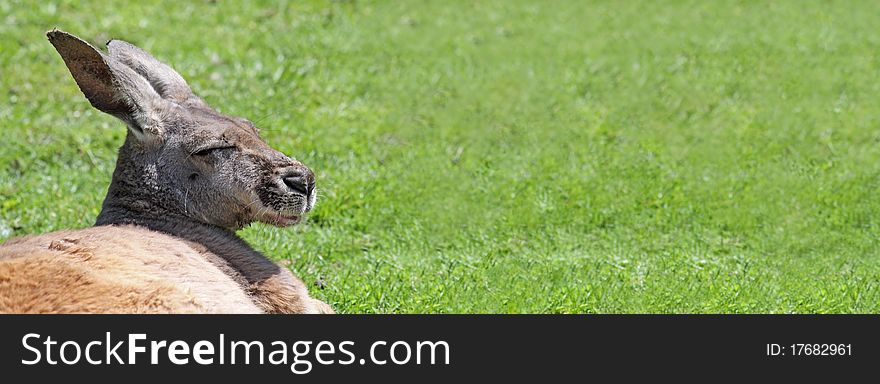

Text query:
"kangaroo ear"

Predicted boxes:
[[107, 39, 195, 103], [47, 29, 163, 140]]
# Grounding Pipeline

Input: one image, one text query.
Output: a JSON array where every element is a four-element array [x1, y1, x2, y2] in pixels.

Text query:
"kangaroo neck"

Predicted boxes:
[[95, 205, 282, 287]]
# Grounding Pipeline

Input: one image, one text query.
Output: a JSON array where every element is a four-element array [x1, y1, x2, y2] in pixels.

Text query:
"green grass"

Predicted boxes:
[[2, 0, 880, 313]]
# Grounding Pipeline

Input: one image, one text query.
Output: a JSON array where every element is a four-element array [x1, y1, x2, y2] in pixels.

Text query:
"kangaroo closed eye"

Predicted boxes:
[[192, 145, 236, 156]]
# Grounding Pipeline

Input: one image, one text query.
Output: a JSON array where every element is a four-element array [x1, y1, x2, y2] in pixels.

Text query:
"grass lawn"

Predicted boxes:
[[2, 0, 880, 313]]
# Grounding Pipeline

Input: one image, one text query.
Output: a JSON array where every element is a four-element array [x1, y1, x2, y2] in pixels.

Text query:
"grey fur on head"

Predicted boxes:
[[47, 29, 316, 232]]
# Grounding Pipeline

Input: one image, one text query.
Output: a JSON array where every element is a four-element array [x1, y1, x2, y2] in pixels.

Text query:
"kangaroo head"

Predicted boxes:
[[47, 30, 315, 230]]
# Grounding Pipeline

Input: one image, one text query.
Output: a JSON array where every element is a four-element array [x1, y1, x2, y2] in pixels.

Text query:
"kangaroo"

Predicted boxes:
[[0, 30, 333, 314]]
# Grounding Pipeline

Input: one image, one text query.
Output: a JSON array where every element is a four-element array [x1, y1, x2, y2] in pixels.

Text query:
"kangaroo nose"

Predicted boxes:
[[282, 168, 315, 196]]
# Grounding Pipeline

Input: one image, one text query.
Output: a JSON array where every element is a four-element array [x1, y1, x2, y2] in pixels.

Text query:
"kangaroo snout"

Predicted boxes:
[[281, 166, 315, 197]]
